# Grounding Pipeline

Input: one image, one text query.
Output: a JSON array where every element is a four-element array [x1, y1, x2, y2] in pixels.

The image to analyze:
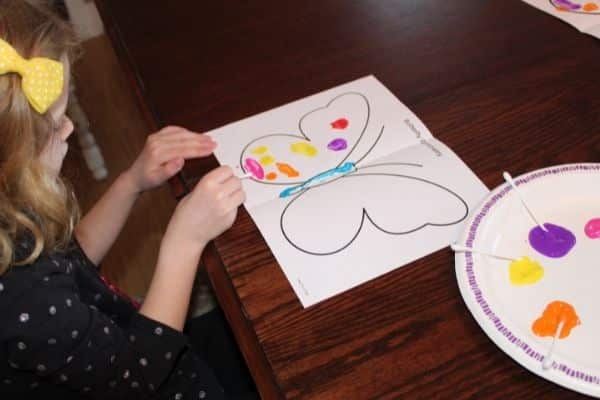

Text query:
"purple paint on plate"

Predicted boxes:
[[553, 0, 581, 10], [529, 223, 576, 258], [327, 138, 347, 151]]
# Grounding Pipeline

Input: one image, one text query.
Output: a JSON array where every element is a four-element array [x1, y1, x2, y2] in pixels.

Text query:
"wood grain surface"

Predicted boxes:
[[95, 1, 600, 398]]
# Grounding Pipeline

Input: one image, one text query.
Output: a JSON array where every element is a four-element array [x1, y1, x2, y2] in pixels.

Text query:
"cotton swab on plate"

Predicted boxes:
[[451, 244, 517, 262], [542, 320, 565, 370], [503, 171, 548, 233]]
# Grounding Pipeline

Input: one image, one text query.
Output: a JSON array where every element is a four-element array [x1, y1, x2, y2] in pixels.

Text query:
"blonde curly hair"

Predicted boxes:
[[0, 0, 80, 273]]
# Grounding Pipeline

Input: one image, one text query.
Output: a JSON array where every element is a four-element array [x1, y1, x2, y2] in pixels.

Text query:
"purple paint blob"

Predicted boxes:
[[529, 223, 576, 258], [553, 0, 581, 10], [327, 138, 347, 151]]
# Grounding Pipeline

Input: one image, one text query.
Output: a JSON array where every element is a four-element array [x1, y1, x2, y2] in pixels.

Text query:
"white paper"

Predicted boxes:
[[522, 0, 600, 38], [208, 76, 489, 307]]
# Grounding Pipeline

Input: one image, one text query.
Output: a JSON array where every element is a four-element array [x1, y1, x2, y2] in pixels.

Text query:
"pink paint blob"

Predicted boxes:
[[244, 158, 265, 180], [584, 218, 600, 239]]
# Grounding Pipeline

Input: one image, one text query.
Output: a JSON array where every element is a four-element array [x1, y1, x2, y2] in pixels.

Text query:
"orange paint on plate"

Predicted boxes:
[[532, 300, 580, 339], [584, 3, 599, 11], [266, 172, 277, 180], [276, 162, 299, 178]]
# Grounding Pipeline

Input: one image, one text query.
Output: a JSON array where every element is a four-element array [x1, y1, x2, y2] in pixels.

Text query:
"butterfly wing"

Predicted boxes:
[[280, 170, 468, 255], [240, 92, 370, 185], [297, 92, 371, 166]]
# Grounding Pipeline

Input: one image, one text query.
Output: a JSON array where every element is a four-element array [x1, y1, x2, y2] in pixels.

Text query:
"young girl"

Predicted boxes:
[[0, 1, 253, 398]]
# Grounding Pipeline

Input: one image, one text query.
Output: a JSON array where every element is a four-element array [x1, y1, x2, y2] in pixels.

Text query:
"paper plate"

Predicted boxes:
[[455, 163, 600, 397], [549, 0, 600, 15]]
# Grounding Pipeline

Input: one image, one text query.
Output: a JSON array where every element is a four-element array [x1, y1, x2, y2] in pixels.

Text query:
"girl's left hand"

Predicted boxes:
[[125, 126, 217, 193]]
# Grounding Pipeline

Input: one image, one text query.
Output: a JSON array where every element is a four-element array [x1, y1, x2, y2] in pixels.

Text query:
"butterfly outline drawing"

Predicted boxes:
[[239, 92, 469, 256]]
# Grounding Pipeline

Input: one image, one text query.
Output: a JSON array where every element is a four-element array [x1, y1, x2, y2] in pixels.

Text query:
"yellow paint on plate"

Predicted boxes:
[[291, 142, 317, 157], [252, 146, 269, 155], [260, 155, 275, 166], [509, 256, 544, 286]]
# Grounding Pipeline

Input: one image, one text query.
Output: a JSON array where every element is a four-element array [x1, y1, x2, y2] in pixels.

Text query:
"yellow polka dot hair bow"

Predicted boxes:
[[0, 38, 64, 114]]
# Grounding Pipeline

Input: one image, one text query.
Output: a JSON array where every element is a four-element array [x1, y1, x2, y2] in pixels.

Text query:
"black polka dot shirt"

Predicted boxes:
[[0, 237, 225, 399]]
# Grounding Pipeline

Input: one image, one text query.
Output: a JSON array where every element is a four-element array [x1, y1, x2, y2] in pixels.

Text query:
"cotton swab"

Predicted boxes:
[[542, 320, 565, 370], [237, 172, 253, 180], [502, 171, 548, 233], [451, 244, 517, 262]]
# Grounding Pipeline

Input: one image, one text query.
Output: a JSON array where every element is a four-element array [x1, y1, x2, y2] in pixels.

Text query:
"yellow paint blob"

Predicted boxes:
[[251, 146, 269, 155], [290, 142, 318, 157], [259, 155, 275, 166], [509, 256, 544, 286]]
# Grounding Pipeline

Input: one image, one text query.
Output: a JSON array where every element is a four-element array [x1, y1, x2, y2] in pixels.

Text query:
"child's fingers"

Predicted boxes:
[[155, 127, 215, 145], [152, 158, 184, 183], [160, 132, 215, 147], [163, 157, 185, 176], [154, 142, 216, 164], [153, 136, 216, 153], [154, 125, 194, 137], [160, 136, 216, 150], [201, 166, 234, 185], [218, 175, 242, 198], [225, 187, 246, 210]]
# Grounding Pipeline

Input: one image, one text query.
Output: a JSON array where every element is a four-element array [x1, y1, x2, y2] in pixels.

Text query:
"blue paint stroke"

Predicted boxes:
[[279, 161, 356, 198]]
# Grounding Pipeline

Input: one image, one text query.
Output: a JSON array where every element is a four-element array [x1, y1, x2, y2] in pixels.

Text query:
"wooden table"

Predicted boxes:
[[95, 1, 600, 398]]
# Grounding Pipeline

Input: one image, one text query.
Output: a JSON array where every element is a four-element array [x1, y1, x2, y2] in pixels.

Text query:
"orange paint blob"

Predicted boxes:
[[532, 301, 581, 339], [584, 2, 599, 11], [276, 162, 300, 177], [266, 172, 277, 180]]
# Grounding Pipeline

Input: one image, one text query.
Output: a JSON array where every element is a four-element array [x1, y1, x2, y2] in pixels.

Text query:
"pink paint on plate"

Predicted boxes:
[[244, 158, 265, 180], [584, 218, 600, 239]]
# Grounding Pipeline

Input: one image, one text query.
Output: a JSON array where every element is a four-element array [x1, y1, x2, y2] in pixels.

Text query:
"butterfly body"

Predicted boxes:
[[279, 161, 357, 198]]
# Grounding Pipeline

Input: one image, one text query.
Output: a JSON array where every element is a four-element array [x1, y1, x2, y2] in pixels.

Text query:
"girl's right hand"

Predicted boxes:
[[164, 166, 246, 255]]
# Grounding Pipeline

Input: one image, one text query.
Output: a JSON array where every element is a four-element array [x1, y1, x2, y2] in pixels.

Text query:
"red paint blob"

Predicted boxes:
[[330, 118, 349, 130]]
